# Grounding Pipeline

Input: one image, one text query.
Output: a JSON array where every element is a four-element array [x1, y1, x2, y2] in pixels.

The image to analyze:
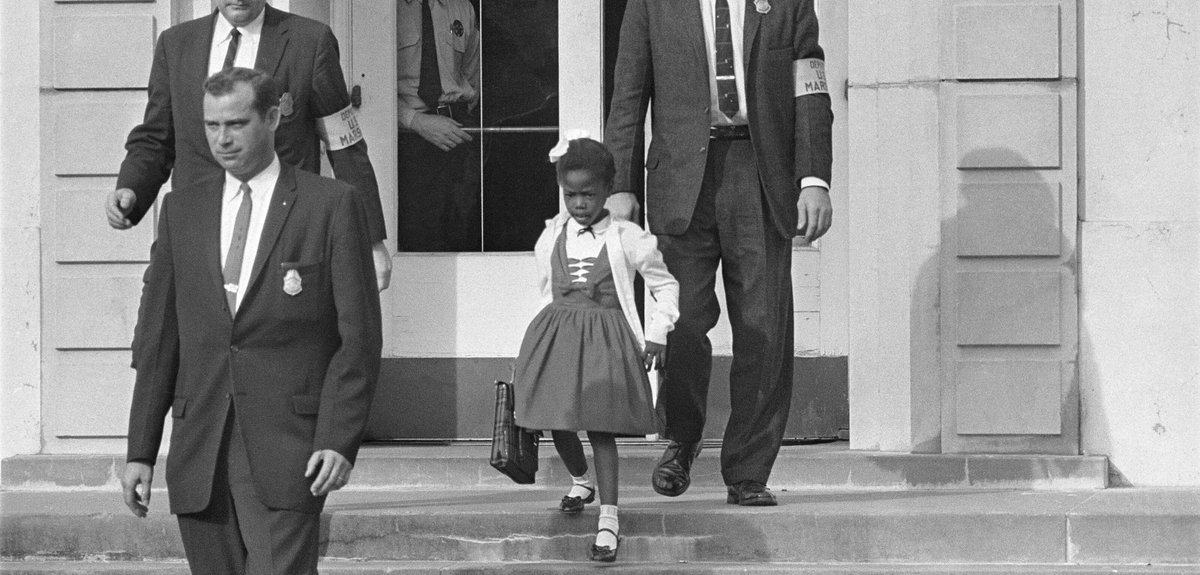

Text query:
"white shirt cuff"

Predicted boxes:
[[800, 176, 829, 191]]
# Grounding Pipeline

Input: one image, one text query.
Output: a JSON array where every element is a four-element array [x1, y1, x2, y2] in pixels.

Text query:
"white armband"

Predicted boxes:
[[793, 58, 828, 97], [315, 104, 364, 151]]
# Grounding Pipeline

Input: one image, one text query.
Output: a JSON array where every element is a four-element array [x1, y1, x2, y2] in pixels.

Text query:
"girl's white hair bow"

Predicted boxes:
[[548, 129, 591, 163]]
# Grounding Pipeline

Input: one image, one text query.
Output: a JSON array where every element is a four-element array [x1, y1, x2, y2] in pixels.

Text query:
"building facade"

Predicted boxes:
[[1, 0, 1196, 486]]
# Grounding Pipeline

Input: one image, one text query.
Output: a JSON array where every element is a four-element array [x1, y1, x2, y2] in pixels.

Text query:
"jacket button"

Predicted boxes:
[[230, 345, 238, 353]]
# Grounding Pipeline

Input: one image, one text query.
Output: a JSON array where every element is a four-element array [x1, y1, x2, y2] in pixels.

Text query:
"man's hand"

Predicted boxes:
[[107, 188, 138, 230], [411, 113, 472, 152], [305, 449, 353, 497], [121, 462, 154, 518], [372, 241, 392, 292], [643, 341, 666, 372], [796, 186, 832, 243], [606, 191, 640, 222]]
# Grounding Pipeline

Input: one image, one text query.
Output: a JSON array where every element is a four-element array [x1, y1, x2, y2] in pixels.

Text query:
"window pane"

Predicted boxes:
[[480, 0, 560, 251], [395, 0, 559, 253]]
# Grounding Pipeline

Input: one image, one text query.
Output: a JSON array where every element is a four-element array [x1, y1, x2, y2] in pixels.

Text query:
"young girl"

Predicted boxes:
[[513, 136, 679, 562]]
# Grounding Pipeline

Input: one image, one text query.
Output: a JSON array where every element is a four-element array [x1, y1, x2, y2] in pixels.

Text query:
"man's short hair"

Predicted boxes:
[[203, 67, 279, 117]]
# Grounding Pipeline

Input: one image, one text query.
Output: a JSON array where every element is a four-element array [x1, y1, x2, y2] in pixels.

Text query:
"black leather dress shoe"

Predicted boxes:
[[726, 480, 777, 506], [652, 441, 702, 497], [558, 485, 595, 514]]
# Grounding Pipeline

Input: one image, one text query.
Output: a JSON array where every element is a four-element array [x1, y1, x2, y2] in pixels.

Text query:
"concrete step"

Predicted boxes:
[[2, 560, 1199, 574], [1, 443, 1108, 492], [3, 488, 1197, 565]]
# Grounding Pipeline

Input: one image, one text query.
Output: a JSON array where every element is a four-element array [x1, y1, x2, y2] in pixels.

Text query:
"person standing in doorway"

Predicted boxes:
[[605, 0, 834, 506], [396, 0, 482, 251]]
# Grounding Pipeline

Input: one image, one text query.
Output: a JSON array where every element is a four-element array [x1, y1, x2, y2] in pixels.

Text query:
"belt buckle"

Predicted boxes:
[[435, 104, 454, 119]]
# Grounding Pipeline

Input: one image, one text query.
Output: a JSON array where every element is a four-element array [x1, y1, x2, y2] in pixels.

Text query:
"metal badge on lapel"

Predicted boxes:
[[283, 269, 302, 296], [754, 0, 771, 14], [279, 92, 294, 117], [451, 20, 464, 37]]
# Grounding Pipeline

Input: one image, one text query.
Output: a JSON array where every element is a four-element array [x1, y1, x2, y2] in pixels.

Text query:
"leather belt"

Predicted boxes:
[[709, 124, 750, 140]]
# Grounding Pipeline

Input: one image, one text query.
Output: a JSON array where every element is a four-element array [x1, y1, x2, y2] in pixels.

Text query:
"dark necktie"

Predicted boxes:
[[578, 225, 596, 238], [714, 0, 739, 119], [418, 0, 443, 109], [223, 28, 241, 70], [222, 183, 253, 317]]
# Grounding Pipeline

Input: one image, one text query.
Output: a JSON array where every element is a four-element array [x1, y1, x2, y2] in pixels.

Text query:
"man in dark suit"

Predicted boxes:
[[107, 0, 392, 290], [605, 0, 833, 506], [120, 67, 382, 575]]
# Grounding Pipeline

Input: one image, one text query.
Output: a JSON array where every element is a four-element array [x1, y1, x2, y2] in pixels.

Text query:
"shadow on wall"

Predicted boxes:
[[906, 147, 1096, 464]]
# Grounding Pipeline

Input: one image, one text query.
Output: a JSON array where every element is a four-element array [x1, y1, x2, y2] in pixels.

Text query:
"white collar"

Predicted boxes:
[[213, 5, 266, 43], [565, 212, 612, 235], [224, 155, 281, 204]]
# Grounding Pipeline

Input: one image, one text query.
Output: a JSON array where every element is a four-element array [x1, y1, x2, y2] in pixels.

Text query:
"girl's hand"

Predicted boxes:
[[643, 341, 667, 372]]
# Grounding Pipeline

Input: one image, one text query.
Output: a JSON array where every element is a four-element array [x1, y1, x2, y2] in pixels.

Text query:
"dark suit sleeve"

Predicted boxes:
[[126, 194, 180, 463], [310, 27, 387, 243], [314, 189, 382, 465], [604, 0, 653, 197], [792, 1, 834, 187], [116, 32, 176, 228]]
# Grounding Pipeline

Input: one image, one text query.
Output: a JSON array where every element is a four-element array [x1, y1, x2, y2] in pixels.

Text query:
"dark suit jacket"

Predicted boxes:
[[126, 162, 382, 515], [117, 5, 386, 243], [605, 0, 834, 238]]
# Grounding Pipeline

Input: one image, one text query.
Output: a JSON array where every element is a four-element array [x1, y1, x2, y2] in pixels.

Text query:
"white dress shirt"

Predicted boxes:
[[220, 156, 281, 312], [208, 8, 266, 76], [699, 0, 828, 191]]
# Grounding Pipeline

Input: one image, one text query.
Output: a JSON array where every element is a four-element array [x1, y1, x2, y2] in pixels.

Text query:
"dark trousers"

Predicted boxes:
[[656, 139, 795, 486], [176, 407, 320, 575], [396, 130, 482, 252]]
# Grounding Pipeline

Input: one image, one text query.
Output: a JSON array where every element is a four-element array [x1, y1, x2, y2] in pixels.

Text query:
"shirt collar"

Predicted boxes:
[[565, 212, 612, 235], [224, 155, 281, 204], [214, 5, 266, 43]]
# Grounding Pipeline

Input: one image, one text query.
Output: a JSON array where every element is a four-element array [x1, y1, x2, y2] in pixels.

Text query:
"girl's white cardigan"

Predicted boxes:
[[533, 212, 680, 348]]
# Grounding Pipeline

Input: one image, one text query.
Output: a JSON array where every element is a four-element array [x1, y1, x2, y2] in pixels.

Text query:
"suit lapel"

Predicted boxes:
[[199, 178, 227, 310], [183, 13, 219, 141], [255, 5, 290, 76], [243, 163, 298, 306], [679, 0, 707, 76], [742, 0, 761, 68]]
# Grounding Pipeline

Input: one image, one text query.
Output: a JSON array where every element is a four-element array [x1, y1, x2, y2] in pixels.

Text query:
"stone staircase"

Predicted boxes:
[[4, 443, 1199, 574]]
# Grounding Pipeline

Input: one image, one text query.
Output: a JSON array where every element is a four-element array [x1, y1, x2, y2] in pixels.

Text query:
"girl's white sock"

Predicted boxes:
[[596, 505, 619, 549], [568, 474, 593, 499]]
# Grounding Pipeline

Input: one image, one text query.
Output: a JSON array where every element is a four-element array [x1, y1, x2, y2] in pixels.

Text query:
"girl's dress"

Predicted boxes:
[[514, 222, 660, 435]]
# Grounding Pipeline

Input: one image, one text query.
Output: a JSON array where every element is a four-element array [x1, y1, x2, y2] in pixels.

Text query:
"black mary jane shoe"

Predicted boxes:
[[559, 485, 595, 514], [588, 528, 620, 562], [725, 480, 778, 506], [652, 440, 702, 497]]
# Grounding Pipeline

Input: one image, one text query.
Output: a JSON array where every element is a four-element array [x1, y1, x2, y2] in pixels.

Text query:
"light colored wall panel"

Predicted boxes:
[[52, 275, 142, 349], [953, 3, 1060, 80], [956, 94, 1060, 169], [53, 100, 146, 176], [53, 15, 156, 88], [956, 360, 1061, 434], [46, 360, 135, 436], [958, 271, 1060, 345], [958, 182, 1060, 257], [387, 254, 541, 358], [56, 189, 153, 262]]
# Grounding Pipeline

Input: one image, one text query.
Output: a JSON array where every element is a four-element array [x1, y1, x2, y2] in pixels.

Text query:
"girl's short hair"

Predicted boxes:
[[555, 138, 616, 185]]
